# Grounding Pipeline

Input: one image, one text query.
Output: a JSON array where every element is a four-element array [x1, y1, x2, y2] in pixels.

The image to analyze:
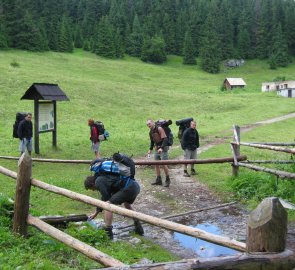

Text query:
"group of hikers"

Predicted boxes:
[[87, 117, 199, 239], [15, 113, 199, 239]]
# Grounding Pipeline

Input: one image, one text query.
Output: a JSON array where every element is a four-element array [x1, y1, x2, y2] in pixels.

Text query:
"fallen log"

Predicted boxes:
[[237, 162, 295, 179], [250, 142, 295, 146], [0, 155, 247, 165], [40, 214, 88, 225], [27, 215, 125, 267], [0, 165, 246, 251], [98, 249, 295, 270]]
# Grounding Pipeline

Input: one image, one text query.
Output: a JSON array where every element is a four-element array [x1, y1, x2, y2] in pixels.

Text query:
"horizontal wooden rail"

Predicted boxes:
[[232, 142, 295, 154], [0, 165, 246, 252], [245, 160, 295, 164], [27, 215, 125, 267], [250, 142, 295, 146], [238, 162, 295, 179], [0, 155, 247, 165]]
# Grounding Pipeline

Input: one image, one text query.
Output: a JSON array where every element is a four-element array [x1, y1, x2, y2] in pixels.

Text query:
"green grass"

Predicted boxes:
[[0, 49, 295, 268]]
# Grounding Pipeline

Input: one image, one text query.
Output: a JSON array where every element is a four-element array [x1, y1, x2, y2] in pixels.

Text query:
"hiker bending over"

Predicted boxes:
[[84, 153, 144, 239], [146, 119, 171, 187], [17, 113, 33, 155], [181, 120, 199, 177]]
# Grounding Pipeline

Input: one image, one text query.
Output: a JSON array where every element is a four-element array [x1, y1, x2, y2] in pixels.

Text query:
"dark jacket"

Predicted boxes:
[[181, 128, 199, 151], [17, 119, 33, 139]]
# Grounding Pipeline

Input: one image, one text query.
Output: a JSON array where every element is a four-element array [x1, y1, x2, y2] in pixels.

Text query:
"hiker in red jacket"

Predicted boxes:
[[88, 119, 100, 158]]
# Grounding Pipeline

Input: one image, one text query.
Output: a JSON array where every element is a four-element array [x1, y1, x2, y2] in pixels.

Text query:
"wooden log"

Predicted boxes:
[[117, 202, 237, 231], [27, 215, 125, 267], [237, 142, 295, 154], [0, 165, 246, 251], [13, 153, 32, 236], [232, 125, 241, 177], [40, 214, 88, 225], [99, 250, 295, 270], [0, 155, 247, 165], [250, 142, 295, 146], [245, 160, 295, 164], [247, 197, 287, 253], [237, 162, 295, 179]]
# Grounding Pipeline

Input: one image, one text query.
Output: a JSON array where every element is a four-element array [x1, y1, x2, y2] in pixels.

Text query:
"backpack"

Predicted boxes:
[[113, 152, 136, 178], [155, 119, 173, 146], [92, 120, 106, 141], [13, 112, 27, 138], [176, 117, 193, 140]]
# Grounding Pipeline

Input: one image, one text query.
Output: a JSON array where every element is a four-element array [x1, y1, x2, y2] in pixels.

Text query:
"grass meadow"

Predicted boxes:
[[0, 49, 294, 268]]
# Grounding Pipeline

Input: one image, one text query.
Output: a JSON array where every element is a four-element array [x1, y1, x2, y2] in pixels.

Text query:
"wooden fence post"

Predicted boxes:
[[231, 125, 240, 177], [13, 153, 32, 236], [246, 197, 287, 253]]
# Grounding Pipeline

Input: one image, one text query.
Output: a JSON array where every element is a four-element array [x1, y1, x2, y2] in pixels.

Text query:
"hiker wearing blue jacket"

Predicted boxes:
[[84, 153, 144, 239]]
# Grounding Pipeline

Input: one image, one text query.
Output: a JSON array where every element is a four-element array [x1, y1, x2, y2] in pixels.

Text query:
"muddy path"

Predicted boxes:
[[114, 113, 295, 258]]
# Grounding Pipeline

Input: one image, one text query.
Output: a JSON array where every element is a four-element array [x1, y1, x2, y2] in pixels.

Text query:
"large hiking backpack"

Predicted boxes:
[[93, 121, 106, 141], [175, 117, 193, 141], [155, 119, 173, 146], [13, 112, 27, 138]]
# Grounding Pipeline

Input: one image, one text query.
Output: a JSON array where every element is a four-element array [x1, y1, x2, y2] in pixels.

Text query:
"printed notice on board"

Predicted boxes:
[[39, 103, 54, 132]]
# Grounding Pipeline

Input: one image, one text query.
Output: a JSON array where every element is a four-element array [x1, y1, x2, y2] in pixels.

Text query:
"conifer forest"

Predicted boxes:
[[0, 0, 294, 73]]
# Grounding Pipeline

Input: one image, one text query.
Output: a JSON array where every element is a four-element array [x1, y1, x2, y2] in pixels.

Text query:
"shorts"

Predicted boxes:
[[91, 142, 100, 152], [154, 146, 169, 160], [184, 149, 197, 160], [110, 181, 140, 205], [19, 138, 33, 153]]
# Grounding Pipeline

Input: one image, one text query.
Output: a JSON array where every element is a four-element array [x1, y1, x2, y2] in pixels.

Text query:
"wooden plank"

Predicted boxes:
[[0, 165, 246, 251], [27, 215, 125, 267], [238, 162, 295, 179], [13, 153, 32, 236], [245, 160, 295, 164], [250, 142, 295, 146]]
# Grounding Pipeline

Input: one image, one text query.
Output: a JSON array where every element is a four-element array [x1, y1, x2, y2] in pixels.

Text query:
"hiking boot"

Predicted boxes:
[[103, 225, 113, 240], [183, 170, 190, 177], [164, 175, 170, 187], [191, 169, 197, 175], [151, 176, 162, 185], [134, 220, 144, 235]]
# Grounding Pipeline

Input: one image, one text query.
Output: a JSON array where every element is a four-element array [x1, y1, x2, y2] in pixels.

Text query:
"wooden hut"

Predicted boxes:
[[223, 78, 246, 90]]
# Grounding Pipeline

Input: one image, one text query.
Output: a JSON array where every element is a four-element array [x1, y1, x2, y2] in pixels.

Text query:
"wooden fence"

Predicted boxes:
[[231, 125, 295, 179], [0, 153, 295, 269]]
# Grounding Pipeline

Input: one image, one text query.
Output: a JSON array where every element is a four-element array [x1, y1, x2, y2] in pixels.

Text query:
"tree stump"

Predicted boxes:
[[246, 197, 287, 253]]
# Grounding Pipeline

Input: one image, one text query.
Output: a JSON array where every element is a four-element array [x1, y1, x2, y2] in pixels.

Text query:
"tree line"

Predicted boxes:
[[0, 0, 294, 73]]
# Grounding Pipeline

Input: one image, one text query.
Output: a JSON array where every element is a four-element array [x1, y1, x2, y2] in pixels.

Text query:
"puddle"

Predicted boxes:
[[173, 223, 241, 258]]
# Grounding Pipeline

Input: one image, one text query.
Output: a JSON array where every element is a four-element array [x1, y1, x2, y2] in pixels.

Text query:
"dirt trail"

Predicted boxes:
[[116, 113, 295, 258]]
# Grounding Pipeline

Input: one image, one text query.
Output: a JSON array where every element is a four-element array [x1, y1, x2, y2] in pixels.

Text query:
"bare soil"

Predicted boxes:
[[114, 113, 295, 258]]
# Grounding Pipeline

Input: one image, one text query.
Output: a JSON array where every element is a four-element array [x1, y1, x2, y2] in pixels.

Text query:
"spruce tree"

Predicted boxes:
[[74, 26, 83, 48], [183, 30, 196, 65], [0, 21, 8, 49], [94, 16, 116, 58], [141, 34, 166, 64], [269, 23, 289, 68], [57, 17, 74, 52], [200, 5, 221, 74], [126, 14, 143, 57]]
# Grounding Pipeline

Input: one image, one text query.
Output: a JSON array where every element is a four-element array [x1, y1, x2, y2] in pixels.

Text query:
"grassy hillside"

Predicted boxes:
[[0, 50, 294, 269], [0, 49, 294, 159]]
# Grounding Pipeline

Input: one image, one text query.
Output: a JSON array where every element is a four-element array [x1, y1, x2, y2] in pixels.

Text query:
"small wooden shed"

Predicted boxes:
[[223, 78, 246, 90]]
